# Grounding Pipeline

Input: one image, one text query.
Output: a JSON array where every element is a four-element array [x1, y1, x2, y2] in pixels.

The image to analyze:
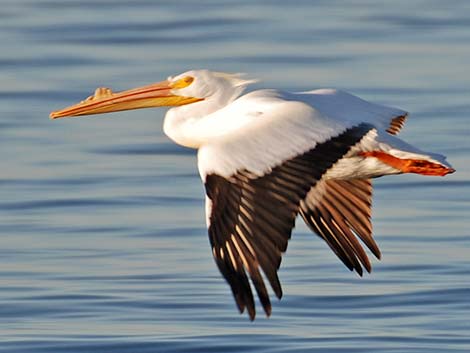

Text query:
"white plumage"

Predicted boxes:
[[50, 69, 454, 320]]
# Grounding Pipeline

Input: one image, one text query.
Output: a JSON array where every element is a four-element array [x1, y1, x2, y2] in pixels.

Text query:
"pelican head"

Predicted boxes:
[[49, 69, 255, 120]]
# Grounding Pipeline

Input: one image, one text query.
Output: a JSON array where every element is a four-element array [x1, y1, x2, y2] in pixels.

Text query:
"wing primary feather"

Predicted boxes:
[[325, 183, 373, 238], [301, 209, 355, 272], [224, 188, 285, 298], [227, 193, 287, 249], [230, 235, 272, 316], [325, 180, 380, 258], [316, 204, 364, 275], [322, 188, 371, 239], [236, 208, 283, 268], [321, 200, 372, 272]]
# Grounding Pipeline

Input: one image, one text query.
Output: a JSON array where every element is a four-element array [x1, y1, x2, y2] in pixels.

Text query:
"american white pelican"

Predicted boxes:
[[50, 69, 454, 320]]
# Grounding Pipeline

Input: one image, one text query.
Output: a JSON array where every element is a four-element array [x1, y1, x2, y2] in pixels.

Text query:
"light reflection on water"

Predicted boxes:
[[1, 0, 469, 352]]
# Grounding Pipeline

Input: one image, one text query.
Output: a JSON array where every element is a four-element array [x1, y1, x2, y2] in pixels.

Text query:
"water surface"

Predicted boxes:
[[1, 1, 469, 352]]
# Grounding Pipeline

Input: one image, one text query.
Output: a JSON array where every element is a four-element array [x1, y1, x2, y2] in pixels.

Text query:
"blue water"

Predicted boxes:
[[1, 1, 469, 352]]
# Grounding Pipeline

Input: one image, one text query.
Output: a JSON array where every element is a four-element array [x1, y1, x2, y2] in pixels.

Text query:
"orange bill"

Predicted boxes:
[[50, 79, 202, 119]]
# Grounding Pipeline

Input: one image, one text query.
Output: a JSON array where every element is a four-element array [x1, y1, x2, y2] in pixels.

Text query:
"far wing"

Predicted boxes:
[[298, 89, 408, 135]]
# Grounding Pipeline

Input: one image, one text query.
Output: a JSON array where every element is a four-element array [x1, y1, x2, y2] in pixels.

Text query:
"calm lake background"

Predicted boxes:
[[1, 1, 469, 352]]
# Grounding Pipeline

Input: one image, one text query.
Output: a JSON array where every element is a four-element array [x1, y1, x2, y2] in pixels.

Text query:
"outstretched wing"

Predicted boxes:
[[201, 123, 374, 320], [300, 178, 380, 276], [299, 88, 408, 136]]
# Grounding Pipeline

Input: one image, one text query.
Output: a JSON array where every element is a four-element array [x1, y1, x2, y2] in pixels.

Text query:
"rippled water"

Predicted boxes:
[[1, 1, 469, 352]]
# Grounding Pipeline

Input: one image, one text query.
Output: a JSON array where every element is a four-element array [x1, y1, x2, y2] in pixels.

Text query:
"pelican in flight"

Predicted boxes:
[[50, 69, 454, 320]]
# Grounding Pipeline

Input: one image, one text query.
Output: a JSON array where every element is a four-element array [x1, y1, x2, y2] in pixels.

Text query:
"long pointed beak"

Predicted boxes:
[[50, 80, 201, 119]]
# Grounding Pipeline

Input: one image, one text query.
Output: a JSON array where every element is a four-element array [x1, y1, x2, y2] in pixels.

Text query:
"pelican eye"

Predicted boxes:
[[171, 76, 194, 89]]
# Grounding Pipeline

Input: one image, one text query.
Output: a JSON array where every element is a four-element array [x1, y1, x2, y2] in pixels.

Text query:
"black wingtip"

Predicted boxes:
[[363, 258, 372, 274], [247, 308, 256, 321], [367, 242, 382, 260], [237, 306, 245, 315], [264, 304, 272, 318]]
